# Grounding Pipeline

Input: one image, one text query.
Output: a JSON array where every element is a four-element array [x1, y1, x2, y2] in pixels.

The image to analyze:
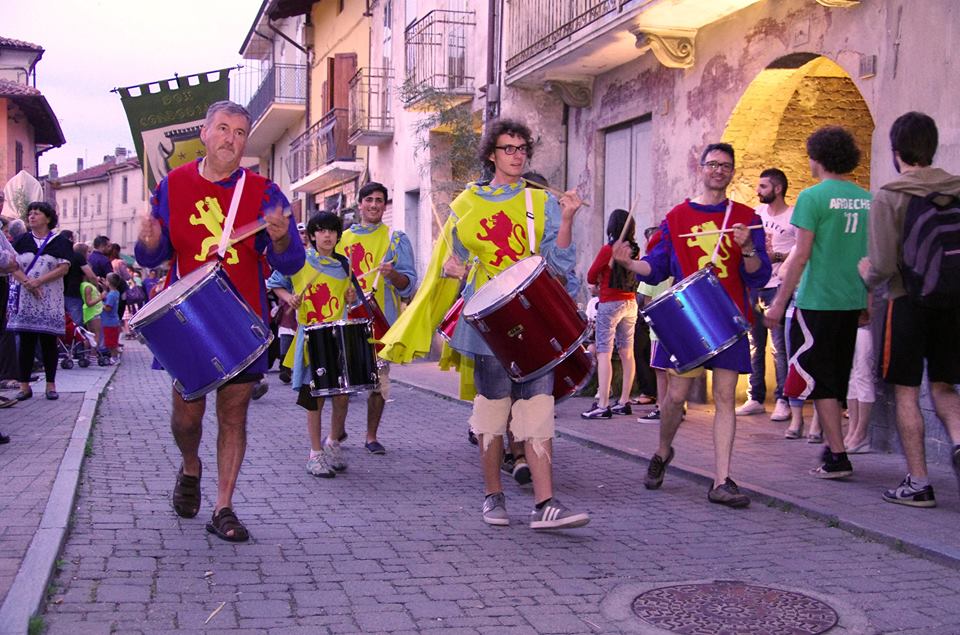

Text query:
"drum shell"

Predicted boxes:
[[131, 264, 272, 400], [641, 267, 748, 373], [347, 293, 390, 351], [305, 320, 379, 397], [463, 256, 588, 381], [552, 343, 595, 403], [437, 296, 464, 343]]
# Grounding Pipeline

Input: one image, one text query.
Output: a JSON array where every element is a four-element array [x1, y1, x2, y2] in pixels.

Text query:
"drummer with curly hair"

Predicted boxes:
[[136, 100, 305, 542], [614, 142, 770, 508], [441, 119, 590, 530]]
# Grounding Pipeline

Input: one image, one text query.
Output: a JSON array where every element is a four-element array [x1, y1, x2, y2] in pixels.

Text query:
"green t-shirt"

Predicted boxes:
[[80, 281, 103, 325], [792, 179, 870, 310]]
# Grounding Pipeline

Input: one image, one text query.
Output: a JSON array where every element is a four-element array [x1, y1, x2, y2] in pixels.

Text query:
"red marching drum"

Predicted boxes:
[[347, 292, 390, 352]]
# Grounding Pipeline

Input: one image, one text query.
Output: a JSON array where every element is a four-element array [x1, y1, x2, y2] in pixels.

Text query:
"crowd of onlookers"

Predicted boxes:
[[0, 206, 165, 439]]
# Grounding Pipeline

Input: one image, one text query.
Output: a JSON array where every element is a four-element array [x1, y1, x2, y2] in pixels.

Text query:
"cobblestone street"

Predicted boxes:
[[21, 342, 960, 634]]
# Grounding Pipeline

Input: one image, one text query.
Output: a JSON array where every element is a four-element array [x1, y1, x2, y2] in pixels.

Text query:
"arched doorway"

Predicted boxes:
[[722, 54, 874, 207]]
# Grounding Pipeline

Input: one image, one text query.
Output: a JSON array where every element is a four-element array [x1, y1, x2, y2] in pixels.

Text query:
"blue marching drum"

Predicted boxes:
[[641, 266, 748, 373], [130, 262, 273, 400]]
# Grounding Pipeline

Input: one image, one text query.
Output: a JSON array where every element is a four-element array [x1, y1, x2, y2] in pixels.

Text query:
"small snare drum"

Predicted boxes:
[[305, 319, 379, 397]]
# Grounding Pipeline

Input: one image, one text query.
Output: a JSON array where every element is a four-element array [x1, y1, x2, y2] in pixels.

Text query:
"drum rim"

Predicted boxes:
[[304, 318, 373, 331], [670, 331, 745, 374], [507, 328, 591, 383], [463, 255, 545, 320], [131, 262, 222, 330], [176, 335, 273, 401], [310, 381, 380, 397]]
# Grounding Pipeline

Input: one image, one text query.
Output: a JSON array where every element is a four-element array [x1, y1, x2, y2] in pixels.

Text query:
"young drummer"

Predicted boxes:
[[267, 212, 356, 478]]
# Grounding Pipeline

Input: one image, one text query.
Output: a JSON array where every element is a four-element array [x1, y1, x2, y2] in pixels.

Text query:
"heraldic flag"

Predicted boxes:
[[117, 68, 232, 192]]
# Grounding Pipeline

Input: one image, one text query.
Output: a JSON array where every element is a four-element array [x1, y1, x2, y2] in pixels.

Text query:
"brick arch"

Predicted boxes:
[[722, 55, 874, 207]]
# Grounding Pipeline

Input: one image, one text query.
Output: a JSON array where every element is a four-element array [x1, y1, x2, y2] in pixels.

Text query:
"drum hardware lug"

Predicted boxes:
[[173, 379, 184, 394], [519, 294, 531, 309], [669, 355, 679, 366], [549, 338, 562, 352], [699, 338, 710, 351], [577, 310, 587, 322], [216, 276, 230, 292], [735, 316, 749, 329], [174, 307, 187, 323], [212, 357, 225, 375], [316, 367, 326, 377], [509, 362, 521, 377], [475, 319, 490, 334], [251, 324, 266, 339]]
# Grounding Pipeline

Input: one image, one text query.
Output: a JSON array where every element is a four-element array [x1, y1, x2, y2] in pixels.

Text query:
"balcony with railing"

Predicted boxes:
[[403, 9, 475, 110], [504, 0, 763, 86], [286, 107, 363, 193], [348, 67, 394, 146], [244, 63, 307, 155]]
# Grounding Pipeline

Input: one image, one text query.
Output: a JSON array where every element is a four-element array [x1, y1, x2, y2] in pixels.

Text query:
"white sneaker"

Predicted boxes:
[[735, 399, 765, 416], [306, 453, 335, 478], [323, 440, 347, 472], [770, 399, 791, 421]]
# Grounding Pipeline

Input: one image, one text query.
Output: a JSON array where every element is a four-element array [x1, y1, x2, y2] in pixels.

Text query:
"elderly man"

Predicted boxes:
[[136, 100, 305, 542]]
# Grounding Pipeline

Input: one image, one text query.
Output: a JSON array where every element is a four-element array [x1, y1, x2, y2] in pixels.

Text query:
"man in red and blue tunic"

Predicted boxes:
[[136, 100, 305, 542], [614, 142, 770, 508]]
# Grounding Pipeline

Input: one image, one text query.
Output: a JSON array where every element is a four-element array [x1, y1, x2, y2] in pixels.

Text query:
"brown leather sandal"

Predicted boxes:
[[172, 462, 201, 518], [206, 507, 250, 542]]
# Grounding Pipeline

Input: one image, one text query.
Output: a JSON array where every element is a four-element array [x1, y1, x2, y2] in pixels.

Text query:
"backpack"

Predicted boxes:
[[900, 191, 960, 307]]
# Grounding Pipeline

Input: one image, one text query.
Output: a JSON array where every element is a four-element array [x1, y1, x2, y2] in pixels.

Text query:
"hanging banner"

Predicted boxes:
[[117, 68, 233, 192]]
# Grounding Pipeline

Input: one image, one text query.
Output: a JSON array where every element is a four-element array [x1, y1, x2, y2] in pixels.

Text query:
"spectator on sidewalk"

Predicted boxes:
[[80, 277, 103, 356], [736, 168, 795, 422], [614, 142, 771, 508], [0, 217, 18, 416], [765, 126, 870, 480], [87, 235, 112, 279], [0, 219, 26, 389], [581, 209, 640, 420], [859, 111, 960, 508], [59, 230, 97, 330], [843, 306, 875, 454], [99, 274, 122, 364]]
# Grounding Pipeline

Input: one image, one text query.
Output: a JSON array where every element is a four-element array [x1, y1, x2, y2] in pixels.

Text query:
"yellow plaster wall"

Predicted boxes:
[[308, 0, 371, 121]]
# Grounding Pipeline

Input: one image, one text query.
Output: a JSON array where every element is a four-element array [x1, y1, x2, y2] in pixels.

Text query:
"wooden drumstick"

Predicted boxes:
[[203, 208, 293, 259], [677, 224, 763, 238], [522, 178, 591, 207]]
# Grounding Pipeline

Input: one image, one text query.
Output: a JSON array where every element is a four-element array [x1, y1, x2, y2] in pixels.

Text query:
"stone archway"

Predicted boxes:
[[722, 54, 874, 207]]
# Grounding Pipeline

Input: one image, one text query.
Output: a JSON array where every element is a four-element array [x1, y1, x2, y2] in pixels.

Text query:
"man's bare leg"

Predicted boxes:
[[366, 392, 385, 443], [171, 389, 205, 477], [213, 382, 253, 514], [526, 439, 553, 504], [711, 368, 739, 486], [657, 374, 692, 458]]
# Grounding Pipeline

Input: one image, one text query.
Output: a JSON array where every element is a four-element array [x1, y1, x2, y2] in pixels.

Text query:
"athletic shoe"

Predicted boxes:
[[500, 453, 516, 475], [882, 476, 936, 508], [770, 399, 791, 422], [482, 492, 509, 526], [278, 368, 292, 384], [323, 440, 347, 472], [581, 404, 612, 419], [529, 498, 590, 530], [810, 448, 853, 479], [468, 430, 478, 446], [707, 478, 751, 508], [644, 447, 675, 490], [610, 402, 633, 416], [735, 399, 765, 415], [512, 458, 532, 485], [251, 381, 269, 400], [638, 408, 661, 422], [306, 453, 335, 478]]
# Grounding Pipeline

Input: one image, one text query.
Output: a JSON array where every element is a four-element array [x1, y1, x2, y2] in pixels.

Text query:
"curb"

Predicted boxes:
[[0, 365, 118, 635], [393, 376, 960, 572]]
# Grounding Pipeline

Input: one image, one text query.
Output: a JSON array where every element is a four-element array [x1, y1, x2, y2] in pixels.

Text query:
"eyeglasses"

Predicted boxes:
[[702, 161, 734, 172], [495, 144, 529, 156]]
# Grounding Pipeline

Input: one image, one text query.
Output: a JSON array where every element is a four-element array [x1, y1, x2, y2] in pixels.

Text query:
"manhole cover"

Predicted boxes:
[[631, 580, 838, 634]]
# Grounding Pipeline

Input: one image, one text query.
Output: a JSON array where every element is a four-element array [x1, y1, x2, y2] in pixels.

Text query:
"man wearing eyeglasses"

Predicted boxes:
[[614, 142, 770, 508], [441, 119, 590, 530]]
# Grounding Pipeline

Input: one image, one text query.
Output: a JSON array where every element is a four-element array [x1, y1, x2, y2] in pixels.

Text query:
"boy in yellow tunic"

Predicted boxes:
[[268, 212, 355, 478]]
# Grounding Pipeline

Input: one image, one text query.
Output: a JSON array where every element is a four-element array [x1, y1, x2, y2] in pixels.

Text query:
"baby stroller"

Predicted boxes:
[[58, 313, 102, 369]]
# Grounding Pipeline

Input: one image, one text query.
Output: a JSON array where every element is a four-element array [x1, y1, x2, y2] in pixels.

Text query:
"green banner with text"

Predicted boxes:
[[118, 68, 232, 192]]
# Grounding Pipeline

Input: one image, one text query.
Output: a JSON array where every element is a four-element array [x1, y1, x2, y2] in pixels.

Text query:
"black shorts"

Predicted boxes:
[[784, 308, 860, 401], [297, 385, 318, 411], [222, 372, 263, 387], [880, 296, 960, 386]]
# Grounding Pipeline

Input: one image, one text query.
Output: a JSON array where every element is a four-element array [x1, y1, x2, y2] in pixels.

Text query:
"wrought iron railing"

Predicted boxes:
[[246, 63, 307, 126], [286, 108, 354, 183], [403, 9, 475, 105], [506, 0, 632, 72], [349, 67, 394, 138]]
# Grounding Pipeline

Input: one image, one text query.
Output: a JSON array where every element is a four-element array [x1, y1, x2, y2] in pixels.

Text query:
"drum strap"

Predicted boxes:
[[708, 200, 734, 266], [525, 188, 537, 254], [216, 168, 247, 260]]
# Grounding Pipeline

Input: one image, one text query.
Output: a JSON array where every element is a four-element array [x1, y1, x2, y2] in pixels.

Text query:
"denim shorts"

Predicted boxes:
[[594, 299, 638, 353], [474, 354, 553, 400]]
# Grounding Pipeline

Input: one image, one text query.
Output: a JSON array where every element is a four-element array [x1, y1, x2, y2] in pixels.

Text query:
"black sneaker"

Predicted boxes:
[[708, 477, 750, 508], [610, 402, 632, 416], [278, 368, 292, 384], [882, 477, 936, 508], [251, 380, 268, 400], [468, 429, 478, 445], [638, 408, 661, 422], [512, 457, 532, 485], [501, 453, 516, 475], [810, 448, 853, 479], [644, 447, 674, 490], [581, 404, 612, 419]]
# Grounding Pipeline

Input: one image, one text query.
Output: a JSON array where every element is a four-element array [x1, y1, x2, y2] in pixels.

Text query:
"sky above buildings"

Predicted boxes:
[[5, 0, 262, 176]]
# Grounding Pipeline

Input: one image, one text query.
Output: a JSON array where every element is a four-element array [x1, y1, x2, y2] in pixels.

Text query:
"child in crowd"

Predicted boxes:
[[80, 278, 104, 358], [100, 273, 123, 363], [267, 212, 356, 478], [843, 305, 875, 453]]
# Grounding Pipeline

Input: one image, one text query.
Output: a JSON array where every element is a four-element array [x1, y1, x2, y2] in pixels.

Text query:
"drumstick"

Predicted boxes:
[[609, 191, 643, 267], [522, 178, 591, 207], [203, 208, 293, 259], [677, 224, 763, 238]]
